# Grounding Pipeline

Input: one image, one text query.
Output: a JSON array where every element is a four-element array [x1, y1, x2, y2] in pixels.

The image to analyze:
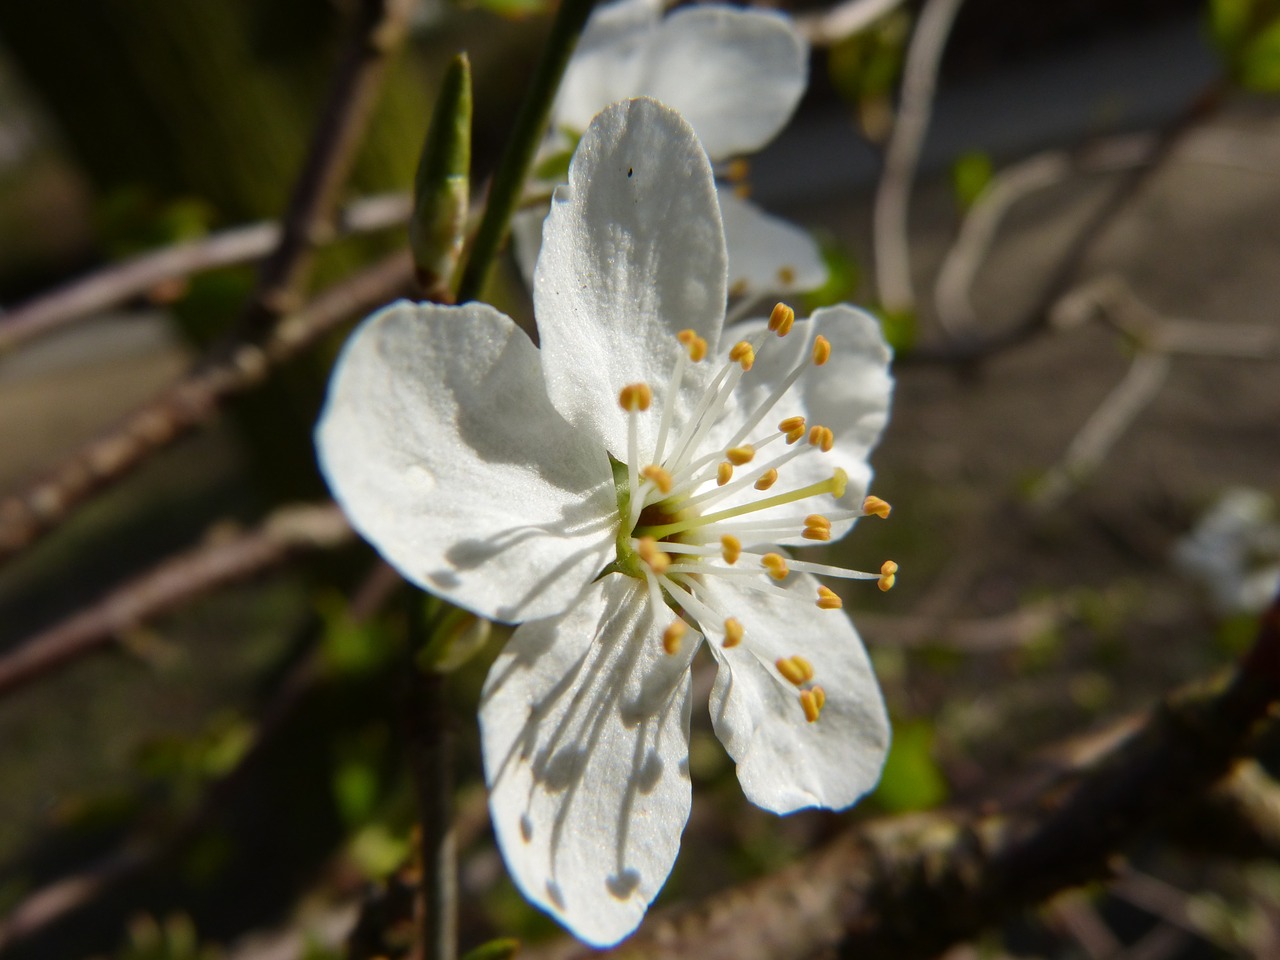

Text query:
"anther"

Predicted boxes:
[[812, 335, 832, 366], [800, 686, 826, 723], [641, 465, 674, 494], [817, 585, 843, 610], [717, 462, 734, 486], [754, 468, 779, 491], [726, 445, 755, 466], [778, 266, 797, 287], [805, 514, 832, 530], [878, 560, 898, 592], [761, 552, 789, 581], [802, 525, 831, 541], [726, 158, 750, 183], [776, 655, 814, 686], [723, 617, 744, 648], [677, 329, 707, 362], [720, 535, 742, 565], [768, 302, 796, 337], [663, 619, 686, 655], [618, 383, 652, 412], [779, 415, 806, 444], [729, 341, 755, 371], [862, 495, 892, 519], [637, 537, 671, 574], [807, 425, 835, 452]]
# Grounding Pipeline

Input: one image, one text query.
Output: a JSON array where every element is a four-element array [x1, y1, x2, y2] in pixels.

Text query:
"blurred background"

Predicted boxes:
[[2, 0, 1279, 957]]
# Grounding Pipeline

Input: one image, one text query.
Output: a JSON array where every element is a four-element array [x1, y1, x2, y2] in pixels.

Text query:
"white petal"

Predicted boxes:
[[315, 300, 617, 623], [719, 190, 828, 298], [536, 98, 727, 460], [701, 573, 889, 813], [481, 575, 697, 946], [636, 6, 808, 160], [553, 0, 661, 136], [715, 304, 893, 545]]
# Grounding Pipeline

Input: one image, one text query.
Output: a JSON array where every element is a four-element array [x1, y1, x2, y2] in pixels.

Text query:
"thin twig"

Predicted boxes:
[[0, 193, 410, 356], [871, 0, 966, 315], [0, 503, 352, 698], [0, 251, 414, 566], [793, 0, 907, 46]]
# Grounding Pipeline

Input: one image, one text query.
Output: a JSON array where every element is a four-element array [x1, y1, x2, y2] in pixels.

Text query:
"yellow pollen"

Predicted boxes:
[[776, 655, 815, 686], [800, 686, 826, 723], [641, 465, 673, 493], [637, 536, 671, 574], [618, 383, 652, 412], [878, 560, 899, 592], [778, 266, 797, 287], [726, 158, 750, 183], [802, 525, 831, 541], [729, 341, 755, 371], [768, 302, 796, 337], [805, 514, 832, 529], [723, 617, 744, 648], [677, 329, 708, 362], [862, 495, 892, 519], [812, 335, 832, 366], [717, 462, 734, 486], [807, 425, 835, 452], [817, 585, 843, 610], [831, 468, 848, 499], [761, 552, 789, 581], [720, 535, 742, 564], [754, 468, 779, 491], [663, 619, 686, 655], [726, 445, 755, 466]]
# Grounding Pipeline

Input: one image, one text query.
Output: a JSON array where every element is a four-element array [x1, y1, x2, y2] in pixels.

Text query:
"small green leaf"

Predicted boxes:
[[802, 234, 861, 312], [951, 150, 994, 211], [532, 147, 574, 183], [1240, 17, 1280, 90], [1209, 0, 1257, 55], [411, 53, 472, 298], [873, 720, 948, 813], [876, 305, 917, 353]]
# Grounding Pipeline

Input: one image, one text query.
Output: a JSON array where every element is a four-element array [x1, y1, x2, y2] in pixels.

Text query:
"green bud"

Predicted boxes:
[[411, 53, 472, 300]]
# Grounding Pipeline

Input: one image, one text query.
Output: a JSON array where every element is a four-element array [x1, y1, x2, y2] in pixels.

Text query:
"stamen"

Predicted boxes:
[[768, 302, 796, 337], [812, 335, 832, 366], [676, 329, 708, 362], [720, 535, 742, 564], [817, 585, 843, 610], [807, 425, 835, 452], [636, 537, 671, 574], [723, 617, 744, 648], [717, 462, 734, 486], [761, 552, 789, 581], [729, 341, 755, 371], [878, 560, 898, 592], [775, 655, 814, 686], [641, 465, 674, 494], [726, 445, 755, 466], [618, 383, 652, 412], [663, 619, 687, 655], [805, 513, 832, 530], [802, 525, 831, 541], [754, 469, 779, 491], [779, 416, 805, 438], [863, 495, 892, 519], [800, 686, 825, 723]]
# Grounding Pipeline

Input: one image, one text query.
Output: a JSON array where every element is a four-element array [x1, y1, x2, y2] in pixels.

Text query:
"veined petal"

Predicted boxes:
[[701, 573, 889, 813], [480, 575, 697, 946], [637, 6, 807, 160], [719, 190, 828, 299], [315, 300, 616, 623], [536, 98, 727, 460]]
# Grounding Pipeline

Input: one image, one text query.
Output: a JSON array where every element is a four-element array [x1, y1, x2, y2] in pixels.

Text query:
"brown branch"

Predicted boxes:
[[0, 249, 413, 566], [0, 502, 352, 698], [520, 593, 1280, 960], [0, 193, 410, 356]]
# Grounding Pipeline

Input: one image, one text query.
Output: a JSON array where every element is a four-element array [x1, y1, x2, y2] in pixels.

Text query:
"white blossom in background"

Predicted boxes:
[[513, 0, 827, 302], [1175, 488, 1280, 614], [317, 99, 893, 946]]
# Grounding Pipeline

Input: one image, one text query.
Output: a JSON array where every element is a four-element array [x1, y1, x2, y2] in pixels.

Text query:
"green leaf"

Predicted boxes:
[[876, 305, 917, 353], [802, 234, 861, 312], [1240, 17, 1280, 90], [951, 150, 994, 211], [873, 719, 948, 813], [1209, 0, 1257, 55], [411, 53, 472, 297]]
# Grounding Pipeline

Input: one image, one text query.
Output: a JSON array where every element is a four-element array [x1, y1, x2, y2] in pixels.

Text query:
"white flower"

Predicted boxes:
[[316, 98, 893, 946], [513, 0, 827, 301], [1175, 488, 1280, 614]]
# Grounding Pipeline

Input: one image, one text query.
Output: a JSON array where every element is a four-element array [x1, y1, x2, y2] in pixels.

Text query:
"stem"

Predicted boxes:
[[454, 0, 600, 303]]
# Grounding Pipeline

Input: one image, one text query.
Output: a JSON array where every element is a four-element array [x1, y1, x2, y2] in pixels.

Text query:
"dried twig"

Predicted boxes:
[[0, 503, 352, 698], [793, 0, 907, 46]]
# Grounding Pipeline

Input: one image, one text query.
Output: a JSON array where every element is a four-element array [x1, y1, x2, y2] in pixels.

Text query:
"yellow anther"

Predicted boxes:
[[754, 468, 779, 491], [761, 552, 789, 581], [779, 415, 806, 444], [726, 157, 750, 183], [812, 335, 832, 366], [805, 514, 832, 530], [636, 536, 670, 574], [805, 425, 834, 452], [641, 464, 674, 494], [862, 495, 892, 519], [677, 328, 707, 362], [663, 619, 686, 655], [734, 181, 751, 200], [800, 685, 826, 723], [618, 383, 652, 412], [720, 535, 742, 565], [831, 468, 848, 499], [726, 445, 755, 466], [785, 425, 806, 444], [817, 585, 843, 610], [775, 656, 807, 686], [729, 341, 755, 371], [778, 266, 797, 287], [802, 525, 831, 541], [768, 302, 795, 337], [717, 462, 734, 486], [878, 560, 899, 592], [729, 278, 749, 298], [723, 617, 744, 648]]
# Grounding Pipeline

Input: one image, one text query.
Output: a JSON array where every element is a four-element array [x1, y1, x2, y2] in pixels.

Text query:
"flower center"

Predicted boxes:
[[606, 303, 897, 723]]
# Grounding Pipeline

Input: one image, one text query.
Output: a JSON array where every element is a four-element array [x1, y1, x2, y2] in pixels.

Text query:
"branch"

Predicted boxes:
[[0, 503, 352, 698], [522, 594, 1280, 960], [794, 0, 907, 46], [0, 251, 413, 566], [0, 193, 410, 356]]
